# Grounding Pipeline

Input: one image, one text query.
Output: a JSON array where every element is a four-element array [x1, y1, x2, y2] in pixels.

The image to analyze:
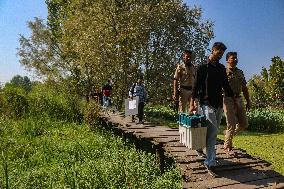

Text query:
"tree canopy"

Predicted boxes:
[[5, 75, 32, 92], [18, 0, 214, 105], [248, 56, 284, 108]]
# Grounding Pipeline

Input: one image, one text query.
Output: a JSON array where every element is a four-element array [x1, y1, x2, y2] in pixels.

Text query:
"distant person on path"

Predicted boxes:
[[129, 76, 147, 124], [102, 79, 112, 107], [173, 50, 196, 113], [223, 52, 251, 154], [189, 42, 234, 172]]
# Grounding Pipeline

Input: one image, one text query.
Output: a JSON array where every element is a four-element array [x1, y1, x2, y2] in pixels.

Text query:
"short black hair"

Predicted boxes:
[[212, 42, 227, 51], [183, 50, 193, 56], [226, 52, 237, 61]]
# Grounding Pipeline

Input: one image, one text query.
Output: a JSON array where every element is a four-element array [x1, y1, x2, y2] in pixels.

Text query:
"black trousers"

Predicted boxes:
[[132, 102, 145, 122]]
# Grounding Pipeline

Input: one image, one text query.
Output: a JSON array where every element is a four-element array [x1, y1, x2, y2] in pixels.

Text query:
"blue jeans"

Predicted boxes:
[[103, 96, 111, 107], [201, 105, 223, 167]]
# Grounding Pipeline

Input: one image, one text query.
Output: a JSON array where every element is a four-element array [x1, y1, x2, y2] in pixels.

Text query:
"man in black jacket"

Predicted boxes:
[[189, 42, 234, 172]]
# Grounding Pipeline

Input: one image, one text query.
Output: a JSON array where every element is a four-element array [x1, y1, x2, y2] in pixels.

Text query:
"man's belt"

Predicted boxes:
[[180, 85, 192, 90]]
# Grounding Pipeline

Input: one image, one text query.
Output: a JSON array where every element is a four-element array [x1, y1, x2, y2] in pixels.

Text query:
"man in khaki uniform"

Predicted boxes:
[[173, 50, 204, 157], [223, 52, 251, 153], [173, 50, 196, 113]]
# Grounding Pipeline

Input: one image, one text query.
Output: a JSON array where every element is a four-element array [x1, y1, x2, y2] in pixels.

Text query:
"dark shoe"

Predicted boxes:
[[195, 149, 206, 158], [136, 121, 144, 125]]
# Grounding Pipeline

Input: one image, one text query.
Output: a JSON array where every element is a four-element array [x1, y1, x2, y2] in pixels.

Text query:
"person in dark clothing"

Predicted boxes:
[[102, 80, 112, 107], [189, 42, 234, 172], [129, 76, 147, 124]]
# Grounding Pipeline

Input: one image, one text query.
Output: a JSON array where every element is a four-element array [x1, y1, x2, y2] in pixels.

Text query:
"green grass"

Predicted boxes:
[[218, 129, 284, 175], [0, 116, 181, 188]]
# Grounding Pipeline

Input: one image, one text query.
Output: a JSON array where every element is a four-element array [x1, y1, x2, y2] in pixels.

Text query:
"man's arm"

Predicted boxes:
[[173, 79, 178, 101], [239, 71, 251, 111], [129, 83, 135, 99], [189, 66, 201, 112], [144, 85, 148, 103], [222, 67, 234, 97], [242, 85, 251, 111], [173, 66, 180, 101]]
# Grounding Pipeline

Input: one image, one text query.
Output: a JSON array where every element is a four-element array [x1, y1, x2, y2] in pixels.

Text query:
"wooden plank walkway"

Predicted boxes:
[[99, 112, 284, 189]]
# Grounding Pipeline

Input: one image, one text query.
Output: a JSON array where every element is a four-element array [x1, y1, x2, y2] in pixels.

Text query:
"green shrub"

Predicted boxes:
[[28, 86, 83, 123], [145, 105, 176, 121], [0, 85, 83, 122], [1, 87, 29, 119], [83, 100, 100, 125], [247, 109, 284, 133]]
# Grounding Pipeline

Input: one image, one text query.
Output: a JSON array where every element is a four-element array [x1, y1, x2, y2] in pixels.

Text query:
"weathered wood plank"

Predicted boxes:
[[214, 176, 284, 189], [190, 166, 282, 188]]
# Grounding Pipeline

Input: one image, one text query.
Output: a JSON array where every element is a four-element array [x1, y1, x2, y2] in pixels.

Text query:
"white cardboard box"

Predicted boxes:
[[186, 127, 207, 150]]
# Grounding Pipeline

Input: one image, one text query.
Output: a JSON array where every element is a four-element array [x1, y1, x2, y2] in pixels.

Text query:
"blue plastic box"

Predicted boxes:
[[178, 113, 207, 128]]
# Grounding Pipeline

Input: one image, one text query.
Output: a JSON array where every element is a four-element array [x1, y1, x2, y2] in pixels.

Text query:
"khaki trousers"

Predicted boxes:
[[223, 96, 248, 149], [179, 88, 192, 113]]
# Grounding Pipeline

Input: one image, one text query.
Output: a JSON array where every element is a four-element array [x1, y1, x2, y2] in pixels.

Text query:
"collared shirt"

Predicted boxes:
[[226, 65, 247, 95], [129, 83, 147, 103], [192, 60, 234, 109], [174, 63, 196, 88]]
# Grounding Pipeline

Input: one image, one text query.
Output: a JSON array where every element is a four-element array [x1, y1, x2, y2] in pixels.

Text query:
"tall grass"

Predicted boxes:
[[0, 117, 181, 188]]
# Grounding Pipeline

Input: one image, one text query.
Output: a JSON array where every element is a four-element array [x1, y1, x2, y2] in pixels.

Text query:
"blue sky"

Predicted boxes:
[[187, 0, 284, 79], [0, 0, 283, 84], [0, 0, 47, 84]]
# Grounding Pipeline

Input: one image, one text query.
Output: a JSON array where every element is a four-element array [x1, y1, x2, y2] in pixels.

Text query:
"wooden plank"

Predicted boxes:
[[176, 160, 271, 177], [164, 143, 187, 148], [191, 166, 283, 188], [152, 137, 180, 144], [214, 176, 284, 189], [137, 134, 180, 140], [175, 156, 266, 167], [126, 127, 149, 130]]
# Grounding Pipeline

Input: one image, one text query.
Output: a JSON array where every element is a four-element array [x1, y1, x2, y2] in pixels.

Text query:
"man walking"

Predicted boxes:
[[102, 79, 112, 107], [173, 50, 204, 157], [189, 42, 234, 173], [129, 76, 147, 124], [223, 52, 251, 154], [173, 50, 196, 113]]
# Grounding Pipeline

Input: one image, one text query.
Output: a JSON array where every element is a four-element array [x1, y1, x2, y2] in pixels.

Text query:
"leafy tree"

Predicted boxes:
[[248, 56, 284, 108], [247, 74, 269, 108], [5, 75, 32, 92], [269, 56, 284, 102], [18, 0, 214, 106]]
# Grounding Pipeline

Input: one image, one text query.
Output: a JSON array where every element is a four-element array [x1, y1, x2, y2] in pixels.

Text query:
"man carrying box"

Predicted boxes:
[[190, 42, 234, 175], [129, 76, 147, 124]]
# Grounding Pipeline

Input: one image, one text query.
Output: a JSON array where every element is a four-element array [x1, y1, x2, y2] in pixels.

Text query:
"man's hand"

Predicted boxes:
[[172, 94, 177, 101], [189, 98, 198, 113], [189, 104, 196, 113]]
